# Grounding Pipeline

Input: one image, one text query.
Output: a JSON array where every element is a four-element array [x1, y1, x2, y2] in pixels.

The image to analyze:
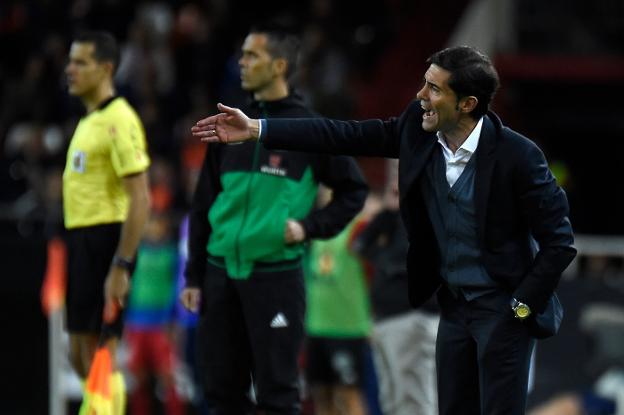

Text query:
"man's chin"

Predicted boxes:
[[421, 121, 436, 132]]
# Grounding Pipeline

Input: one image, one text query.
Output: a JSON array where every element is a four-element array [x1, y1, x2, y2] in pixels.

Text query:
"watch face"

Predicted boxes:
[[516, 305, 530, 319]]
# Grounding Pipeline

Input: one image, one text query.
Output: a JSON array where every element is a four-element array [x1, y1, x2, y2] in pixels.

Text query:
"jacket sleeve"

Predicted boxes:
[[262, 101, 425, 158], [184, 144, 222, 288], [511, 140, 577, 313], [301, 154, 368, 239]]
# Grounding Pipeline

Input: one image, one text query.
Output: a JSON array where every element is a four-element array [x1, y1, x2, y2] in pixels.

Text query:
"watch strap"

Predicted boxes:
[[112, 255, 133, 271]]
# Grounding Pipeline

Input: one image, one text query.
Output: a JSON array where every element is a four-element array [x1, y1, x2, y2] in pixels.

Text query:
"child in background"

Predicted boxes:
[[124, 212, 184, 415]]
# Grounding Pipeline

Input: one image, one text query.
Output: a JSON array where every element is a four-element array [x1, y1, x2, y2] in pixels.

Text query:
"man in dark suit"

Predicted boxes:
[[191, 46, 577, 415]]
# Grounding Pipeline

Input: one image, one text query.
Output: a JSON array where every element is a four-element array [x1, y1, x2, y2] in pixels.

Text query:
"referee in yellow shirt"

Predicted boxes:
[[63, 30, 150, 399]]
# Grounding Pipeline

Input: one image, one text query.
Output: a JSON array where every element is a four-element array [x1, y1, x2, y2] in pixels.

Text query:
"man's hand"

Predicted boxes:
[[192, 103, 260, 144], [284, 219, 306, 244], [180, 287, 201, 313], [104, 267, 130, 310]]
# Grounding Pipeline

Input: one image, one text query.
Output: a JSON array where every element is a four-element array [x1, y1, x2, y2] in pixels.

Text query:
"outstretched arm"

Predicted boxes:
[[192, 103, 260, 144], [194, 101, 411, 157]]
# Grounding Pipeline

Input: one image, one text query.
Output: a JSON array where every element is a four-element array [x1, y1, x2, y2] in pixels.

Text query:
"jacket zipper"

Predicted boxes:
[[233, 103, 266, 275]]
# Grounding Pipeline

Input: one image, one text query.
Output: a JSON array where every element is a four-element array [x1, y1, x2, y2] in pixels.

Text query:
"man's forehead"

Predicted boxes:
[[242, 33, 269, 52], [69, 42, 96, 59], [424, 64, 450, 82]]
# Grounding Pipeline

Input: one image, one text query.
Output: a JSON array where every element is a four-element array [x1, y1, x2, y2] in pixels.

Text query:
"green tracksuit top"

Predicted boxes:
[[185, 94, 368, 283]]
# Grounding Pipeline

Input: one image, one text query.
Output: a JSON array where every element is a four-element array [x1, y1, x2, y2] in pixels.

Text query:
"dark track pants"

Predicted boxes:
[[198, 262, 305, 414]]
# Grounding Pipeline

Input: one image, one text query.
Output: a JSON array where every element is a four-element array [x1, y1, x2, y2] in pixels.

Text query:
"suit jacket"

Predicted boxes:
[[263, 100, 577, 313]]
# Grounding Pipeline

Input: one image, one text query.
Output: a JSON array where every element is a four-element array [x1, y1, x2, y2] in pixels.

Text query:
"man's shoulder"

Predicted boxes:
[[487, 112, 539, 151], [100, 97, 141, 123]]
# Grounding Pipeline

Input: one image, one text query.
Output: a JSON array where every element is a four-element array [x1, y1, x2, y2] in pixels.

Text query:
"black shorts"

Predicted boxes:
[[65, 223, 124, 337], [305, 336, 367, 387]]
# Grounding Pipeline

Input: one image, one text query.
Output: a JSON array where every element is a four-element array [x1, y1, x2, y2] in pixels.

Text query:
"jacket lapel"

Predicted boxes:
[[398, 128, 437, 238], [475, 115, 498, 242], [399, 133, 437, 205]]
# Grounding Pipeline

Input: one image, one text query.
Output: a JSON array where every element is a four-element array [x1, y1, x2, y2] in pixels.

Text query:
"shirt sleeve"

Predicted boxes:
[[109, 114, 150, 177], [258, 119, 267, 142]]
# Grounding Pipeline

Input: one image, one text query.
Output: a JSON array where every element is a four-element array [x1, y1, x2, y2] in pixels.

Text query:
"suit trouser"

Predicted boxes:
[[197, 262, 305, 415], [436, 286, 536, 415]]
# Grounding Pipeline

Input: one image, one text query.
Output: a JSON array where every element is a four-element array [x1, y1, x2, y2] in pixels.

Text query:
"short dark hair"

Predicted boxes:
[[427, 46, 500, 119], [249, 23, 300, 78], [74, 31, 120, 74]]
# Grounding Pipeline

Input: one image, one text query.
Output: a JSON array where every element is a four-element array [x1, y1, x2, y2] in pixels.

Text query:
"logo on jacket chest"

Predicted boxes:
[[260, 154, 287, 176]]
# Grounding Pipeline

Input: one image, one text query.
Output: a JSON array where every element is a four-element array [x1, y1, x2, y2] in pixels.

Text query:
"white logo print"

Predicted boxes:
[[71, 150, 86, 173], [270, 312, 289, 328]]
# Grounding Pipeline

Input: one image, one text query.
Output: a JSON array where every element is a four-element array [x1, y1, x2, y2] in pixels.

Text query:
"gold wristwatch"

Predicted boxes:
[[511, 298, 531, 320]]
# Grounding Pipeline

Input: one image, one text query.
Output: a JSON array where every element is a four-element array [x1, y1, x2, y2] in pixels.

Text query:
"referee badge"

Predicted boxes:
[[71, 150, 86, 173]]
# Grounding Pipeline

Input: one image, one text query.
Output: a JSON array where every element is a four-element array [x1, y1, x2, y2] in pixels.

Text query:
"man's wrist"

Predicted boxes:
[[250, 119, 261, 141], [510, 298, 532, 320], [111, 254, 133, 272], [255, 119, 268, 142]]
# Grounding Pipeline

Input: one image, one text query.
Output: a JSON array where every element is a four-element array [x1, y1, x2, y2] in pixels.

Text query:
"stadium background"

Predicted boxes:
[[1, 0, 623, 413]]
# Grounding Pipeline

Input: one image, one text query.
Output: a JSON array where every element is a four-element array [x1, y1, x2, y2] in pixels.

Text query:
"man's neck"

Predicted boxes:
[[82, 83, 115, 113], [441, 117, 479, 153], [253, 80, 289, 102]]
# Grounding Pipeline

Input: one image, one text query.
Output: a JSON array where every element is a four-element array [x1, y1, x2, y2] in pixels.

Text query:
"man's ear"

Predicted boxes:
[[272, 58, 288, 77], [458, 96, 478, 114], [101, 60, 115, 78]]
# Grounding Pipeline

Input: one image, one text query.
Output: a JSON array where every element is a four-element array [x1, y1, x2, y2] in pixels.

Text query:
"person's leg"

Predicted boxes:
[[66, 224, 122, 378], [371, 320, 401, 415], [151, 329, 184, 415], [198, 263, 254, 414], [311, 338, 369, 415], [436, 288, 481, 415], [239, 267, 306, 414], [126, 329, 153, 415], [472, 292, 535, 415], [306, 337, 338, 415], [372, 310, 439, 415], [310, 385, 337, 415], [332, 385, 367, 415], [405, 311, 439, 415], [68, 333, 99, 378]]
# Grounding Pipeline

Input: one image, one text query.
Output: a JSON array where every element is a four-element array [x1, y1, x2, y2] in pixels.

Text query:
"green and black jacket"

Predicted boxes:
[[185, 94, 368, 284]]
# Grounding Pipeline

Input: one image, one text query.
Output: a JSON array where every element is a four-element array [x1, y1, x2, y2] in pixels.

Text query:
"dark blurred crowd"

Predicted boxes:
[[0, 0, 434, 233]]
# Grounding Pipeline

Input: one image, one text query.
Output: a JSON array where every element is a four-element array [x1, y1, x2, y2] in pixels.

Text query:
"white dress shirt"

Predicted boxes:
[[436, 117, 484, 187]]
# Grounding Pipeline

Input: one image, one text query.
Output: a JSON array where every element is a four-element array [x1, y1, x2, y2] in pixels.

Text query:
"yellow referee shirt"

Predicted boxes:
[[63, 97, 150, 229]]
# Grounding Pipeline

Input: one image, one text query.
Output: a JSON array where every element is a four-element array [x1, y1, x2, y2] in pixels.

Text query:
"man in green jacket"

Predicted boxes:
[[180, 24, 367, 414]]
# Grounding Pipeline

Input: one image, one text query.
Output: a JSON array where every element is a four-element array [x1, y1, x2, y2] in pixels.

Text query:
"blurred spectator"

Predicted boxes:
[[124, 212, 184, 415], [298, 23, 354, 119], [303, 188, 375, 415], [353, 160, 439, 415]]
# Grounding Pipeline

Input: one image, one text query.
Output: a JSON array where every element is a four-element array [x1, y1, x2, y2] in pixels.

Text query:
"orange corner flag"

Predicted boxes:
[[41, 237, 67, 316]]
